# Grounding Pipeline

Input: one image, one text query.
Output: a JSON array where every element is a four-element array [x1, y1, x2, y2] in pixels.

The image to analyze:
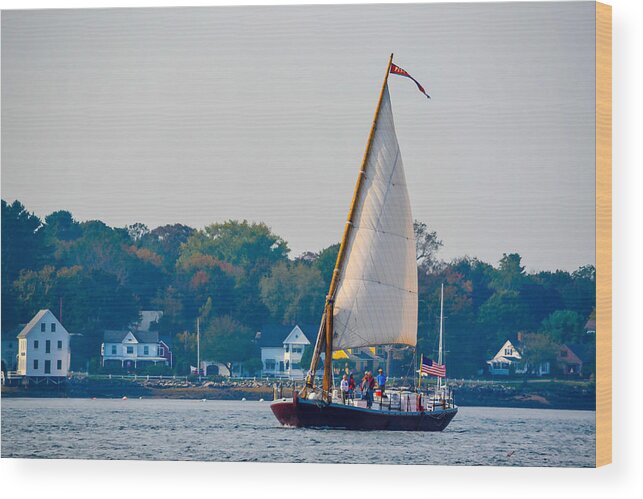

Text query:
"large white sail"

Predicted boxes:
[[332, 85, 418, 350]]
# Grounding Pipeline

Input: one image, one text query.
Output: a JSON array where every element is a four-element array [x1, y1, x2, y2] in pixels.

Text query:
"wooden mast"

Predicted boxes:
[[307, 54, 395, 402]]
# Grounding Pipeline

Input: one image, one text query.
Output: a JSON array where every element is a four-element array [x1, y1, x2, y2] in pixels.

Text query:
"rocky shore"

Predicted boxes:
[[1, 377, 595, 410]]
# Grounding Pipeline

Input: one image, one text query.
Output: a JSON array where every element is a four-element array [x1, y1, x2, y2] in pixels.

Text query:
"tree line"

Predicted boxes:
[[1, 199, 595, 377]]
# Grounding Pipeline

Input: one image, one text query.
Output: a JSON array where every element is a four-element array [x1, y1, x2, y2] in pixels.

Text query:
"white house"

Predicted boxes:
[[487, 339, 523, 375], [16, 310, 71, 379], [258, 324, 313, 379], [487, 336, 550, 376], [101, 330, 172, 369]]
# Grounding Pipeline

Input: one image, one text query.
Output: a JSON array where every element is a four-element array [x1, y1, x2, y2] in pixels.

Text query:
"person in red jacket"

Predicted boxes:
[[361, 371, 375, 408], [348, 373, 356, 401]]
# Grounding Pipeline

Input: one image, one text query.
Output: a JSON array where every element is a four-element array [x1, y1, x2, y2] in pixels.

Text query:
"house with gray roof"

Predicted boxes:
[[257, 324, 315, 379], [101, 329, 172, 370]]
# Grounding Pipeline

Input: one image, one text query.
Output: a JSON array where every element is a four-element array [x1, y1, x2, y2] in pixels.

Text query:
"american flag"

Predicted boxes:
[[421, 357, 446, 378]]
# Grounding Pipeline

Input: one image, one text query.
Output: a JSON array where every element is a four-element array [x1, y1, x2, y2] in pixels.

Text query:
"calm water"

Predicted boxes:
[[1, 398, 595, 467]]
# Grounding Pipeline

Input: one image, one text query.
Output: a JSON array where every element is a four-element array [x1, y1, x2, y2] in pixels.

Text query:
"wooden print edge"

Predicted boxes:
[[595, 0, 612, 468]]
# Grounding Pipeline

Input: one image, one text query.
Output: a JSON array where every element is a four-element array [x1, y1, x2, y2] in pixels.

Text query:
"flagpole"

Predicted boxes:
[[419, 353, 423, 391], [197, 318, 201, 379], [437, 283, 444, 394]]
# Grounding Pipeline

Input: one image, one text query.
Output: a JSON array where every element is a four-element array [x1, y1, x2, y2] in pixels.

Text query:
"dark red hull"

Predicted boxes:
[[271, 397, 457, 431]]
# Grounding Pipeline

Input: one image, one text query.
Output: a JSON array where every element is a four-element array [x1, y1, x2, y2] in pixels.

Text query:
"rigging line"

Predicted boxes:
[[348, 223, 414, 242], [371, 145, 403, 233], [337, 276, 418, 296]]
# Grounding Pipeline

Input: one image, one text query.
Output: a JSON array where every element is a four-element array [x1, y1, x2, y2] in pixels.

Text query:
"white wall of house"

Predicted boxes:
[[17, 310, 71, 377], [260, 326, 311, 378], [102, 335, 167, 366], [261, 346, 286, 375]]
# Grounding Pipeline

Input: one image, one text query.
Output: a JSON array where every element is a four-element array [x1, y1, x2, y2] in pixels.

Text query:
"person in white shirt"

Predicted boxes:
[[340, 374, 349, 404]]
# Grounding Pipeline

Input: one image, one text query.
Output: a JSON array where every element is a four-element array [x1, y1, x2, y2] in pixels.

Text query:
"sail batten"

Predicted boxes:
[[332, 85, 418, 351]]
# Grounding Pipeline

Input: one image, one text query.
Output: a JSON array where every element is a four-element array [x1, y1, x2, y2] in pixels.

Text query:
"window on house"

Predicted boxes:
[[159, 347, 165, 356], [292, 362, 301, 370], [34, 340, 39, 349], [144, 345, 149, 355], [560, 350, 568, 357], [292, 346, 302, 354], [57, 340, 63, 349], [51, 323, 56, 332], [285, 361, 290, 370], [44, 360, 51, 374], [285, 345, 289, 352], [33, 359, 39, 370], [505, 348, 512, 355], [57, 360, 62, 370], [41, 323, 46, 332], [111, 345, 117, 355], [45, 340, 51, 353], [265, 360, 276, 370], [126, 346, 134, 354]]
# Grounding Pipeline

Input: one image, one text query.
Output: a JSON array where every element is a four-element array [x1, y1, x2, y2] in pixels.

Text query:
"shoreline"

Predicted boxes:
[[1, 378, 596, 411]]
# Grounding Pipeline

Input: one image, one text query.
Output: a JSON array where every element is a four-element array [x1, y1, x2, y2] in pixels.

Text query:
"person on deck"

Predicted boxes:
[[376, 368, 387, 397], [348, 373, 356, 400], [340, 374, 349, 404], [361, 371, 375, 408]]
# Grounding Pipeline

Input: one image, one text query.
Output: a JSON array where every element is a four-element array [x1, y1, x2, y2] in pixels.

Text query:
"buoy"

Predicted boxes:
[[91, 397, 96, 400], [122, 396, 128, 400], [201, 398, 207, 402], [241, 397, 246, 401], [139, 397, 143, 400], [259, 398, 264, 402]]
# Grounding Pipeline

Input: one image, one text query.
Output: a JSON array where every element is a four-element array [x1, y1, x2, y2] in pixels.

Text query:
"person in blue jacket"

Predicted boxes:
[[376, 368, 387, 397]]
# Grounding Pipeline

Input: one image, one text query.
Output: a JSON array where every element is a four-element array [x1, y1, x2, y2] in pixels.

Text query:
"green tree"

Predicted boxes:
[[60, 220, 132, 281], [174, 253, 238, 323], [1, 201, 49, 328], [179, 220, 289, 271], [200, 316, 256, 374], [541, 310, 586, 344], [43, 210, 82, 242], [491, 253, 526, 291], [477, 290, 531, 347], [179, 220, 289, 327], [244, 358, 264, 377], [259, 261, 326, 324], [139, 223, 195, 271], [521, 333, 559, 376], [414, 220, 443, 272], [173, 330, 197, 375], [313, 243, 340, 288]]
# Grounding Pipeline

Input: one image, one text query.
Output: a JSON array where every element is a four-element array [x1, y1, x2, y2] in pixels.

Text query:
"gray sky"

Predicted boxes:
[[1, 2, 596, 272]]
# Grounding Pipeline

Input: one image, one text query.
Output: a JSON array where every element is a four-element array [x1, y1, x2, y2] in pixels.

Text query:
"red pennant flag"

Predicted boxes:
[[390, 63, 431, 99]]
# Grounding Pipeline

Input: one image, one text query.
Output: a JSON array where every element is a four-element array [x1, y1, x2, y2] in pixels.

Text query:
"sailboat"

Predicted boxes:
[[271, 54, 457, 431]]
